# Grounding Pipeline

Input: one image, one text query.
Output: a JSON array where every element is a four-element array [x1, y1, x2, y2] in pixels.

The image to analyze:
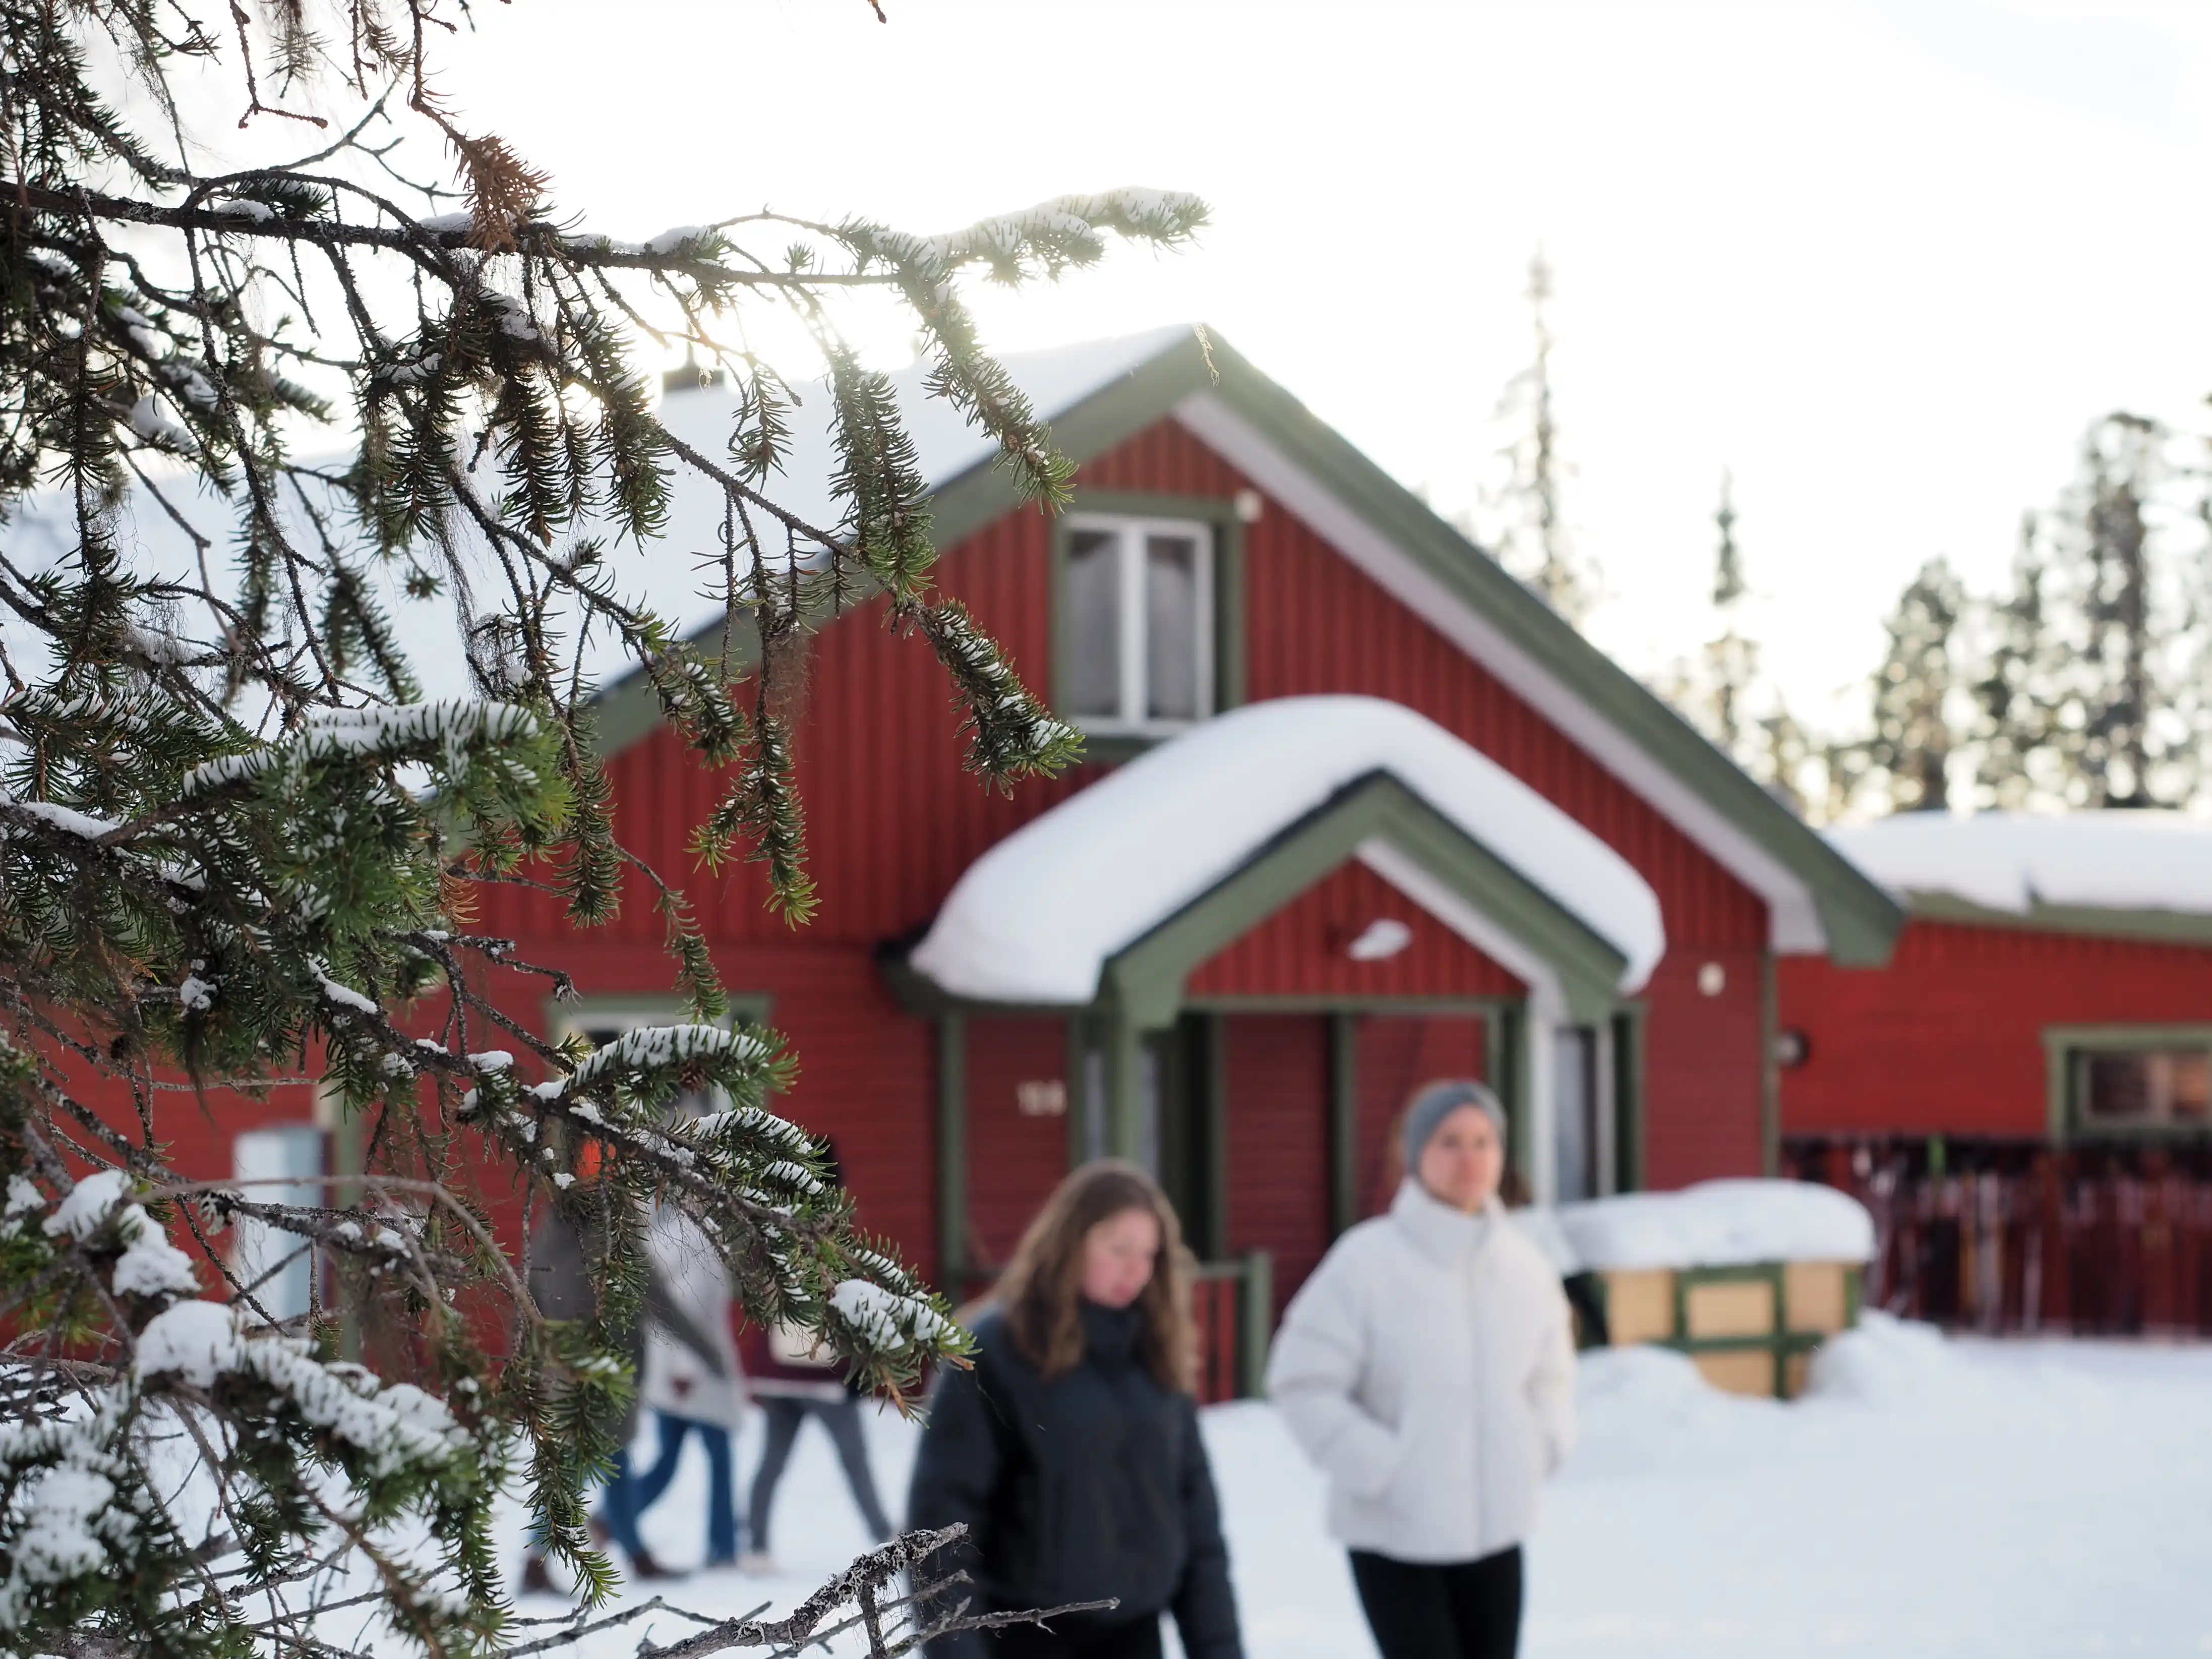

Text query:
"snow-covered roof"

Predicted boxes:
[[11, 327, 1200, 706], [1827, 810, 2212, 918], [906, 695, 1665, 1006], [1555, 1179, 1876, 1271]]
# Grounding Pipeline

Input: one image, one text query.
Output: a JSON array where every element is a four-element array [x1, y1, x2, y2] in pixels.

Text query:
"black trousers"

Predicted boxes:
[[747, 1394, 893, 1551], [986, 1613, 1161, 1658], [1349, 1547, 1523, 1659]]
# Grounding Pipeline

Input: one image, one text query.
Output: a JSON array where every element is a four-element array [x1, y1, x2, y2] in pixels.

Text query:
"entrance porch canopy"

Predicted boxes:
[[908, 696, 1665, 1029]]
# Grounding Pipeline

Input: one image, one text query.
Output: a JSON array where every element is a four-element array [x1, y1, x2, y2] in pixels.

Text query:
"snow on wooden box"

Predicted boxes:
[[1555, 1179, 1876, 1398]]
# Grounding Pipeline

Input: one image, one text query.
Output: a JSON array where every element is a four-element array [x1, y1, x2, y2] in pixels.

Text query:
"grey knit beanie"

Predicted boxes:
[[1401, 1079, 1507, 1172]]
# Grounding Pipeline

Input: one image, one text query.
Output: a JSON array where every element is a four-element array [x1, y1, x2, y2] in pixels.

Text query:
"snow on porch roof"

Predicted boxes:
[[907, 695, 1665, 1008], [1827, 809, 2212, 919]]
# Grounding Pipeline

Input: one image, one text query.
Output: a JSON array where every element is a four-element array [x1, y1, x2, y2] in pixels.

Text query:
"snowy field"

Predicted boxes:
[[503, 1317, 2212, 1657]]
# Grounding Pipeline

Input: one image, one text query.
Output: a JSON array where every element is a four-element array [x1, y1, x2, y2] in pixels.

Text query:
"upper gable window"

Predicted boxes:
[[1063, 515, 1214, 733]]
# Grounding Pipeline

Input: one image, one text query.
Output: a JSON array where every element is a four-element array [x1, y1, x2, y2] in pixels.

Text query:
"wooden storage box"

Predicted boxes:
[[1588, 1260, 1862, 1398]]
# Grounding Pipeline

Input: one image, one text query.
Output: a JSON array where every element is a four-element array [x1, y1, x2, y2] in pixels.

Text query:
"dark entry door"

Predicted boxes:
[[1147, 1014, 1221, 1260]]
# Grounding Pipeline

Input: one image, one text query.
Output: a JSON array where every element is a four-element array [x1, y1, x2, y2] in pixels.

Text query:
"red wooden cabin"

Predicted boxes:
[[1780, 812, 2212, 1334], [115, 328, 1906, 1367], [469, 329, 1896, 1330]]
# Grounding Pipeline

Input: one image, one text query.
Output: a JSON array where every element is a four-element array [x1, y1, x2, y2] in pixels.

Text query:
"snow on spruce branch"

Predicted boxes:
[[0, 1171, 484, 1648]]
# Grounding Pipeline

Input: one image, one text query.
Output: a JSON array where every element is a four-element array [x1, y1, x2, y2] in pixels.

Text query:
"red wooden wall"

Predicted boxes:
[[1782, 919, 2212, 1139], [1222, 1014, 1331, 1320], [962, 1017, 1071, 1275], [1355, 1015, 1488, 1218], [1187, 861, 1522, 1001]]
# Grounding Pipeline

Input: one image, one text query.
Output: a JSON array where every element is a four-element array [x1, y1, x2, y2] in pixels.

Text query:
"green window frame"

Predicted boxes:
[[2043, 1023, 2212, 1141]]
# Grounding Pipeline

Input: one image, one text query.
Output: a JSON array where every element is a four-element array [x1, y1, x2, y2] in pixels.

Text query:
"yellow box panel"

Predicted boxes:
[[1601, 1269, 1677, 1346], [1783, 1351, 1811, 1399], [1784, 1262, 1852, 1334], [1684, 1277, 1776, 1340], [1694, 1348, 1777, 1397]]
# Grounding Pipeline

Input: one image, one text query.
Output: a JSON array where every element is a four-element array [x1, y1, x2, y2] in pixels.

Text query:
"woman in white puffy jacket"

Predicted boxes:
[[1267, 1080, 1576, 1659]]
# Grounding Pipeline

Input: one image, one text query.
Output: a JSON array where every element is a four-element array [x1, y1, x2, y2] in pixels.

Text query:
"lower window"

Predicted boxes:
[[2071, 1045, 2212, 1127]]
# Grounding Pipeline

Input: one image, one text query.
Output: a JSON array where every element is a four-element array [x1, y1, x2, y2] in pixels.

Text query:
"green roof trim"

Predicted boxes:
[[1102, 770, 1630, 1031], [593, 327, 1901, 967], [1903, 888, 2212, 950], [1179, 332, 1899, 968]]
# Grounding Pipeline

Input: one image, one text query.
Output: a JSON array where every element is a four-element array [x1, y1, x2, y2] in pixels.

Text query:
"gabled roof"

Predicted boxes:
[[597, 326, 1901, 966], [1829, 810, 2212, 947], [907, 696, 1663, 1025]]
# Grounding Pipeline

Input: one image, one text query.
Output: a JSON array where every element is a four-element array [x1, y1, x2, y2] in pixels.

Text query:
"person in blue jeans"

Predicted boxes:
[[626, 1198, 749, 1566], [518, 1191, 733, 1588]]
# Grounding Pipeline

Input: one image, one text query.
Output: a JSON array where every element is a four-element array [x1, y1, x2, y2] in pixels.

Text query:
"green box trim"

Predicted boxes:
[[2041, 1022, 2212, 1143], [1590, 1260, 1865, 1399]]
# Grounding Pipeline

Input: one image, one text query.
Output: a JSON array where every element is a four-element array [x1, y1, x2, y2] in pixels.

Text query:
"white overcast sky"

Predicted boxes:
[[440, 0, 2212, 730]]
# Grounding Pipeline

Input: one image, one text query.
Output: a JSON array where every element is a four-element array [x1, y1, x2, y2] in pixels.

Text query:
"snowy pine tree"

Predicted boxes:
[[1970, 513, 2060, 810], [1701, 471, 1758, 763], [1483, 252, 1597, 625], [0, 4, 1203, 1654], [1662, 472, 1816, 810], [1849, 557, 1966, 813], [2041, 412, 2198, 807]]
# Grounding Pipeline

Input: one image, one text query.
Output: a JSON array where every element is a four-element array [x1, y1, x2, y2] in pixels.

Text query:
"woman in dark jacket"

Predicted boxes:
[[908, 1161, 1243, 1659]]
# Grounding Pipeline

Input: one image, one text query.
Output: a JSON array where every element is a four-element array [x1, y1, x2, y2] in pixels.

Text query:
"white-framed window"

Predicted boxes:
[[1063, 514, 1214, 733]]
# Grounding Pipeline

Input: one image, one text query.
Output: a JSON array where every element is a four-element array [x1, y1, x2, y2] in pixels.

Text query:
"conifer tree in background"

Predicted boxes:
[[1662, 471, 1817, 810], [1484, 251, 1598, 624], [1970, 513, 2059, 809], [2043, 412, 2195, 806], [0, 4, 1203, 1654], [1702, 471, 1758, 763], [1850, 557, 1966, 813]]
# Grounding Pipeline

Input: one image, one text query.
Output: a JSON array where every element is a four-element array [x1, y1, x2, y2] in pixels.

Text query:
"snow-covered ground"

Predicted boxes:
[[509, 1318, 2212, 1656]]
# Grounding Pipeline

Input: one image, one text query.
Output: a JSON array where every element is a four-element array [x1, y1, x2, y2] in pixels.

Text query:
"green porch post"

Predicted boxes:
[[1329, 1012, 1360, 1237], [1488, 1002, 1535, 1188], [936, 1013, 968, 1292], [1104, 1009, 1149, 1165]]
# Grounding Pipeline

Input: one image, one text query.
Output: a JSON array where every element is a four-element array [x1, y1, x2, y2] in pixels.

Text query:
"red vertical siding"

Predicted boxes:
[[1186, 861, 1523, 1000], [962, 1017, 1072, 1275], [1640, 949, 1767, 1184], [1223, 1014, 1331, 1314], [1355, 1015, 1487, 1219], [1782, 920, 2212, 1139]]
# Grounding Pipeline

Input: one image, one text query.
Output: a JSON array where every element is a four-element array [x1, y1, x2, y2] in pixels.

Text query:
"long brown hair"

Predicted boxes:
[[995, 1160, 1196, 1394]]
